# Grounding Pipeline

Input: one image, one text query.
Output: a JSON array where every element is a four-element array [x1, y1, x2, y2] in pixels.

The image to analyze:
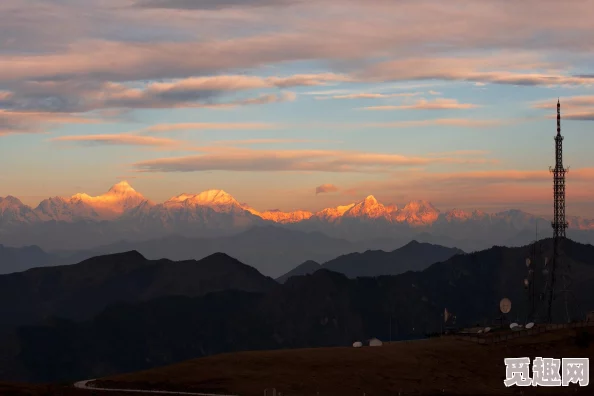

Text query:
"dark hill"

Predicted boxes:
[[55, 226, 357, 278], [320, 240, 463, 278], [0, 244, 54, 275], [8, 238, 594, 383], [275, 260, 321, 283], [0, 251, 277, 327]]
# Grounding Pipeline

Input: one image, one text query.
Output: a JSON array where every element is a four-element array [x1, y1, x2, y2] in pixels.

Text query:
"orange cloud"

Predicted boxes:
[[362, 98, 479, 111], [533, 96, 594, 121], [339, 118, 506, 129], [50, 134, 180, 147], [0, 110, 100, 136], [341, 168, 594, 212], [211, 139, 332, 145], [316, 184, 339, 194], [318, 92, 422, 100], [132, 146, 493, 173], [138, 122, 280, 134]]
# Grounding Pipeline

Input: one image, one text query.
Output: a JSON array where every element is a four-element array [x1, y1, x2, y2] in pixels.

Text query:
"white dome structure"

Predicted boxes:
[[369, 338, 383, 347], [352, 341, 363, 348]]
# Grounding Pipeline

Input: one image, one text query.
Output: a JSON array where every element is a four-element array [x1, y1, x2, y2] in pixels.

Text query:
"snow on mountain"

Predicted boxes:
[[394, 200, 440, 226], [342, 195, 398, 220], [2, 181, 594, 248], [33, 181, 151, 222], [256, 209, 314, 224], [313, 203, 356, 223], [567, 216, 594, 230], [34, 196, 101, 222], [0, 196, 40, 225], [72, 181, 151, 218]]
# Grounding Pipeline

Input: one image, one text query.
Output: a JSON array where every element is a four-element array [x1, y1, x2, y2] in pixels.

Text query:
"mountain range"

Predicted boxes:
[[5, 238, 594, 383], [2, 181, 594, 252], [276, 241, 463, 281]]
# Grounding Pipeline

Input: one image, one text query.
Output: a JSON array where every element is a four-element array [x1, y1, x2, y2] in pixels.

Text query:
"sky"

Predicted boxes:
[[1, 0, 594, 216]]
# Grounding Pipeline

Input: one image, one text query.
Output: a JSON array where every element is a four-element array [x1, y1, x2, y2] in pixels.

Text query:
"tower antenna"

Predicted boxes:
[[546, 99, 574, 323]]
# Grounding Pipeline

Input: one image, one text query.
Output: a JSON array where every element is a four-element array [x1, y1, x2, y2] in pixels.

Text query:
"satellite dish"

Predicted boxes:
[[526, 322, 535, 329], [526, 258, 531, 267], [484, 327, 491, 334], [500, 298, 512, 314], [510, 322, 518, 330], [478, 329, 483, 334]]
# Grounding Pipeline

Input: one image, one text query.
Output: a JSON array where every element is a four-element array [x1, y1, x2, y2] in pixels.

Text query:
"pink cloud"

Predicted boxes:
[[316, 183, 339, 194], [132, 146, 494, 173], [50, 134, 180, 147], [321, 92, 422, 100], [0, 110, 100, 136], [138, 122, 280, 134], [362, 98, 479, 111], [339, 118, 506, 128]]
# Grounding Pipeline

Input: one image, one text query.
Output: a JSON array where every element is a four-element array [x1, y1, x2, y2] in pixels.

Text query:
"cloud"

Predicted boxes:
[[532, 96, 594, 121], [133, 0, 296, 10], [429, 90, 441, 95], [426, 150, 490, 157], [50, 134, 180, 147], [0, 110, 99, 136], [211, 138, 329, 145], [342, 168, 594, 209], [358, 55, 594, 87], [362, 98, 479, 111], [132, 146, 493, 173], [0, 73, 335, 113], [318, 92, 422, 100], [138, 122, 280, 134], [533, 96, 594, 110], [316, 183, 339, 194], [339, 118, 506, 129]]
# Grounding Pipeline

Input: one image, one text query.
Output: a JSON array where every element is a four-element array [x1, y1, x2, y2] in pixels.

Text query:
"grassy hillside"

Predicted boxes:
[[95, 328, 594, 396]]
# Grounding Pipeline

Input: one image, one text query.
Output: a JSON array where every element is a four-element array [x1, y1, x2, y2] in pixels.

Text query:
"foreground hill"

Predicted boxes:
[[93, 328, 593, 396], [10, 238, 594, 383], [0, 251, 277, 328]]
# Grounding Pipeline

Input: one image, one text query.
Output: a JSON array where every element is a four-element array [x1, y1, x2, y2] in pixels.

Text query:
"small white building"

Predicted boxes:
[[369, 338, 383, 347], [352, 341, 363, 348]]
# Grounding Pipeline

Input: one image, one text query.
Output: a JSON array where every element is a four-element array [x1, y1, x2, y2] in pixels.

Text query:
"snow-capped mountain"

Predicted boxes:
[[0, 196, 40, 226], [72, 181, 151, 218], [1, 181, 593, 250]]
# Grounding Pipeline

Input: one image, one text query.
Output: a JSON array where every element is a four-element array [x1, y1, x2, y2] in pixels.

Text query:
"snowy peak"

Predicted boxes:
[[166, 190, 240, 207], [70, 181, 150, 218], [0, 196, 39, 225], [344, 195, 394, 219], [444, 208, 489, 222], [315, 203, 357, 222], [163, 189, 253, 215], [107, 181, 138, 196], [395, 199, 440, 226], [258, 209, 314, 224], [0, 196, 25, 208]]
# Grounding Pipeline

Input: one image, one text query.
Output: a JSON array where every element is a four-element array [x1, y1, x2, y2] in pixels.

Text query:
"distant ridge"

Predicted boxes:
[[276, 260, 321, 283], [320, 240, 463, 278]]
